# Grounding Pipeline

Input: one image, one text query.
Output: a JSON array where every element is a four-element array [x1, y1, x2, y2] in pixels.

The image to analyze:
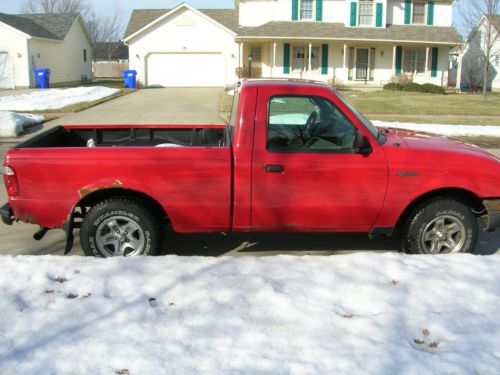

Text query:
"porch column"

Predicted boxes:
[[308, 42, 313, 72], [456, 48, 463, 91], [343, 43, 348, 80], [392, 45, 396, 72], [239, 42, 244, 68], [272, 41, 277, 77], [425, 46, 430, 75]]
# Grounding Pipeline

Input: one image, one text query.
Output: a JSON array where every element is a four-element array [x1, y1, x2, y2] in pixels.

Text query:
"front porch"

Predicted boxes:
[[237, 40, 449, 87]]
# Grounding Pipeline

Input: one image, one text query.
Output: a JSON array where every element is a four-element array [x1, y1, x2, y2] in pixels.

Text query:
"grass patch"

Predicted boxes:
[[454, 136, 500, 148], [344, 91, 500, 117]]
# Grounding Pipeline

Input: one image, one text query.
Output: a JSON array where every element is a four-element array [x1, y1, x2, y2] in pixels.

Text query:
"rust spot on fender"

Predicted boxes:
[[16, 212, 37, 225], [78, 180, 124, 199]]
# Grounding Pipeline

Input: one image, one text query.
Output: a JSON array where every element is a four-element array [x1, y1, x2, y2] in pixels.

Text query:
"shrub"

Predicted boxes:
[[328, 77, 348, 91], [383, 82, 404, 91], [402, 82, 423, 92], [421, 83, 446, 94]]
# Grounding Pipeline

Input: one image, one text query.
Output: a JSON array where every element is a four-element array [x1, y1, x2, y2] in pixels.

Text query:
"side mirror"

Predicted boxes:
[[354, 130, 373, 155]]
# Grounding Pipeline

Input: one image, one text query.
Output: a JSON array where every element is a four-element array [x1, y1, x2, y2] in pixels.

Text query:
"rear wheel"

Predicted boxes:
[[80, 198, 162, 257], [401, 198, 478, 254]]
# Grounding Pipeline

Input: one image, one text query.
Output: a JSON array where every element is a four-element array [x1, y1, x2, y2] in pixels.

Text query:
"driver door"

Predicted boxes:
[[251, 87, 388, 231]]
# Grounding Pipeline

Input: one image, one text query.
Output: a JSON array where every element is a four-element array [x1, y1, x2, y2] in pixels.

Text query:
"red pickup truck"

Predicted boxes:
[[2, 80, 499, 257]]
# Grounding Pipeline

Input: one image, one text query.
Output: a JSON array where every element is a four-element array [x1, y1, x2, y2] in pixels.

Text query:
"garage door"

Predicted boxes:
[[147, 53, 225, 87], [0, 52, 15, 90]]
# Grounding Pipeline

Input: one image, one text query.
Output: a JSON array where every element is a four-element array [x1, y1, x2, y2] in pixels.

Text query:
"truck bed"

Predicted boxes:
[[5, 124, 232, 232], [17, 125, 228, 149]]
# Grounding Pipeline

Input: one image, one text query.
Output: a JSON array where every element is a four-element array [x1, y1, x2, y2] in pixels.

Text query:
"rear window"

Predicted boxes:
[[229, 91, 240, 127]]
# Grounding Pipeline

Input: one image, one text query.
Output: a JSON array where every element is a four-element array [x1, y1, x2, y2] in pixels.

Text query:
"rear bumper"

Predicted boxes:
[[1, 203, 13, 225], [483, 199, 500, 232]]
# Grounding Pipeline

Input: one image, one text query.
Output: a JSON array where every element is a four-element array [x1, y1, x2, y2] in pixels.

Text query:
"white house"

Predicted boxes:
[[0, 13, 93, 89], [458, 14, 500, 91], [124, 1, 462, 88]]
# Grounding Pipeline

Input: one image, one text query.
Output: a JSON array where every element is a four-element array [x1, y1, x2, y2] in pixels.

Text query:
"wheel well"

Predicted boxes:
[[396, 188, 484, 229], [76, 188, 168, 222]]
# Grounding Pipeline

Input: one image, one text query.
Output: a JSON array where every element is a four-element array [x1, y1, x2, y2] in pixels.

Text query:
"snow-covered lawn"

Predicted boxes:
[[0, 112, 44, 137], [0, 254, 498, 374], [0, 87, 120, 112], [373, 120, 500, 138]]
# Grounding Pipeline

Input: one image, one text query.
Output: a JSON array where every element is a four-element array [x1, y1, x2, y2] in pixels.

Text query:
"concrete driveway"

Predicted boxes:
[[44, 87, 225, 127]]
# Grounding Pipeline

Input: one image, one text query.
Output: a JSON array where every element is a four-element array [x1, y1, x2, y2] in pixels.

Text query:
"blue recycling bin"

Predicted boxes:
[[34, 68, 50, 89], [123, 70, 137, 89]]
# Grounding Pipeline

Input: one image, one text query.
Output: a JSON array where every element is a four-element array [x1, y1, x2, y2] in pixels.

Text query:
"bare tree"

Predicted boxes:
[[457, 0, 500, 98], [20, 0, 91, 18], [86, 4, 124, 56]]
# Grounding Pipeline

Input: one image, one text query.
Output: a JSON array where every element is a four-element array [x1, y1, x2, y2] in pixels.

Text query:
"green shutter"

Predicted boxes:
[[431, 47, 438, 77], [284, 43, 291, 74], [321, 44, 328, 75], [404, 0, 411, 24], [395, 46, 403, 74], [376, 3, 383, 27], [292, 0, 299, 21], [427, 1, 434, 25], [316, 0, 323, 21], [350, 2, 357, 27]]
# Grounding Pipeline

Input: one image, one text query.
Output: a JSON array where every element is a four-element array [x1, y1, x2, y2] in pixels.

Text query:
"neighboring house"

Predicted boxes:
[[458, 14, 500, 91], [0, 13, 93, 89], [124, 1, 462, 88], [93, 42, 129, 78]]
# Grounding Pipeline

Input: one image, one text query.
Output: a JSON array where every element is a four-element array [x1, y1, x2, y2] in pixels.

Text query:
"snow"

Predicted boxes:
[[270, 113, 309, 125], [373, 120, 500, 137], [0, 86, 120, 112], [0, 111, 44, 137], [0, 253, 498, 374]]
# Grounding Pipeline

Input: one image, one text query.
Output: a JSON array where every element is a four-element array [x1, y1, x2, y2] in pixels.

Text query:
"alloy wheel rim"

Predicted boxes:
[[96, 216, 145, 257], [421, 215, 466, 254]]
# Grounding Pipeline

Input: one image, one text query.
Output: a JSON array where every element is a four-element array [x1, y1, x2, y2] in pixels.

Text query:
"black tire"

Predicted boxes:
[[80, 198, 162, 257], [401, 198, 478, 254]]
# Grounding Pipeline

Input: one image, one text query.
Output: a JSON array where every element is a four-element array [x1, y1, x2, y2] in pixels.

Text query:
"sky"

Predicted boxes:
[[0, 0, 472, 37]]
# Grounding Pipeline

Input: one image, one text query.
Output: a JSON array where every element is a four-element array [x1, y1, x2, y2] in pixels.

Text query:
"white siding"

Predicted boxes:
[[0, 23, 30, 88], [128, 8, 239, 87], [29, 18, 93, 85]]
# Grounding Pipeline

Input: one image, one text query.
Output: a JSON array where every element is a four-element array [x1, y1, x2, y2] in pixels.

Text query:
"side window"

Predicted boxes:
[[83, 49, 87, 62], [267, 96, 357, 152]]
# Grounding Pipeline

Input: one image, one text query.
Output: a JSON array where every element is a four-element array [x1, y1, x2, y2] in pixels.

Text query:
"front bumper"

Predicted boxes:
[[1, 203, 13, 225], [483, 199, 500, 232]]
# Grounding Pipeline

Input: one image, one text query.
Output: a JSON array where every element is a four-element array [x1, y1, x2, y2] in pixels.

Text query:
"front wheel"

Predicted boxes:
[[401, 198, 478, 254], [80, 198, 162, 257]]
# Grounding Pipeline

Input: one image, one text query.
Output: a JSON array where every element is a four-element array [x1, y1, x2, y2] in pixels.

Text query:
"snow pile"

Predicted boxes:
[[0, 253, 499, 374], [373, 120, 500, 137], [0, 86, 120, 111], [0, 111, 44, 137]]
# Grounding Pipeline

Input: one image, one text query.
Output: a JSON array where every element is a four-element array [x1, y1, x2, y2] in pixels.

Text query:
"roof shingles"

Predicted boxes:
[[0, 13, 78, 40], [124, 7, 462, 45]]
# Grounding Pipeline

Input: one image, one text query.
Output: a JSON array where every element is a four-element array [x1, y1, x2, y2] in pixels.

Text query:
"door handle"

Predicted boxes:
[[265, 164, 284, 173]]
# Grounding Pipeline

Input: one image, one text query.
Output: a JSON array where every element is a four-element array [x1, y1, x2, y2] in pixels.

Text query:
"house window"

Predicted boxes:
[[412, 2, 426, 24], [310, 47, 320, 70], [300, 0, 314, 20], [403, 48, 426, 74], [293, 46, 321, 71], [359, 0, 374, 26], [494, 55, 500, 66], [250, 47, 261, 62], [293, 46, 307, 71], [83, 49, 87, 62]]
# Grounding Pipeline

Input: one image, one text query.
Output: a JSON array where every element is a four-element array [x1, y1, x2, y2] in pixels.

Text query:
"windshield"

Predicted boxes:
[[334, 90, 386, 144]]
